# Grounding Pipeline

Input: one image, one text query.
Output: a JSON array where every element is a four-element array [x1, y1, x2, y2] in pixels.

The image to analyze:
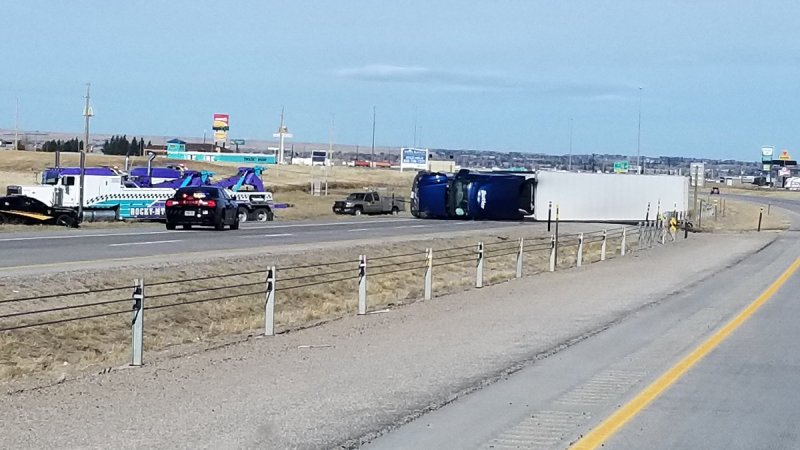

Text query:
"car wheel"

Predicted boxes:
[[237, 207, 249, 223], [254, 208, 270, 222], [214, 216, 225, 231], [55, 215, 74, 228], [166, 222, 176, 230], [391, 207, 399, 215], [230, 216, 240, 230]]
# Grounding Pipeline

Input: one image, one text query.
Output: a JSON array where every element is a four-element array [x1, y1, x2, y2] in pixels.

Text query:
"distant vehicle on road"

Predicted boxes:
[[165, 186, 239, 231], [332, 191, 405, 216], [710, 187, 720, 195], [0, 195, 79, 227]]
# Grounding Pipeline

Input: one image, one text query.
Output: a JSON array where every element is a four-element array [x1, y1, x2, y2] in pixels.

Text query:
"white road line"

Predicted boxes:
[[408, 224, 430, 228], [347, 228, 371, 232], [243, 233, 293, 238], [109, 239, 183, 247], [242, 218, 418, 230], [0, 230, 178, 242], [0, 218, 419, 242]]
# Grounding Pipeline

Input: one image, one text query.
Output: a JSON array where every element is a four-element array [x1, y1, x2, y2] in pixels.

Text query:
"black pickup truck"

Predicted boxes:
[[332, 191, 405, 216]]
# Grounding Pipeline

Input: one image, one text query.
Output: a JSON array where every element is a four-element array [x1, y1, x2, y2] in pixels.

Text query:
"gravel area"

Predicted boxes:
[[0, 232, 776, 449]]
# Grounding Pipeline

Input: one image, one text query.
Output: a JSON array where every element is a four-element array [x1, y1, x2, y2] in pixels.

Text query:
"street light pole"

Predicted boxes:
[[79, 83, 92, 222], [636, 87, 642, 174], [371, 106, 376, 166], [568, 118, 573, 171]]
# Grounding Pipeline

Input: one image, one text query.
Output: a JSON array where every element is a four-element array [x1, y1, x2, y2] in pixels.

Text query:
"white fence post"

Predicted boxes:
[[516, 237, 524, 279], [131, 278, 144, 367], [549, 235, 556, 272], [600, 230, 607, 261], [424, 248, 432, 301], [576, 233, 584, 267], [649, 221, 655, 248], [358, 255, 367, 315], [621, 228, 627, 256], [476, 242, 484, 288], [264, 266, 275, 336], [637, 222, 643, 250]]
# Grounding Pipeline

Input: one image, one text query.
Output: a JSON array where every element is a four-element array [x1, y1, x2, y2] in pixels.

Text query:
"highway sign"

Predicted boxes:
[[231, 139, 245, 145], [613, 161, 629, 173]]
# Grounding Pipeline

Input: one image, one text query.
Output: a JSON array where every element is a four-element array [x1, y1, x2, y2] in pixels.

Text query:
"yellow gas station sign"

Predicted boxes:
[[778, 150, 792, 161]]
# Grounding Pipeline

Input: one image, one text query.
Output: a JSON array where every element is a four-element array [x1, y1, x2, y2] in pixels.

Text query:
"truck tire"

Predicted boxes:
[[354, 206, 363, 216], [55, 215, 74, 228], [237, 207, 249, 223], [166, 222, 176, 230], [391, 206, 399, 215], [254, 208, 271, 222]]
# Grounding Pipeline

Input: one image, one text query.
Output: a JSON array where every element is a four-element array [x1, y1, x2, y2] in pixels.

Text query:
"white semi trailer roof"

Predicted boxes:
[[534, 171, 689, 222]]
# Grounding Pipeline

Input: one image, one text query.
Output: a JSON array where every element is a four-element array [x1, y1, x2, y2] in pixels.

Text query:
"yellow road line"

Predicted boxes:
[[570, 256, 800, 450]]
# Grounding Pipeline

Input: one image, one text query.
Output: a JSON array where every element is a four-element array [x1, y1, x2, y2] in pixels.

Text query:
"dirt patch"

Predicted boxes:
[[694, 198, 789, 232]]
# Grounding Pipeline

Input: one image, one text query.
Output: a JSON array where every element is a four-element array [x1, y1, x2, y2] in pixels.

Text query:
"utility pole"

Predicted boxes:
[[568, 118, 573, 171], [79, 83, 93, 222], [13, 97, 19, 151], [328, 114, 335, 156], [636, 86, 642, 174], [413, 105, 418, 148], [371, 106, 376, 166], [693, 165, 699, 220]]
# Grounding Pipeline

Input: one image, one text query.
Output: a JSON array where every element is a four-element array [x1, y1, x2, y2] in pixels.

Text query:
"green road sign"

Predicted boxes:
[[613, 161, 629, 173]]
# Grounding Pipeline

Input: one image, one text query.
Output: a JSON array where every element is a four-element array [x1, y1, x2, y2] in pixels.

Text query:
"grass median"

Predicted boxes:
[[0, 226, 638, 383]]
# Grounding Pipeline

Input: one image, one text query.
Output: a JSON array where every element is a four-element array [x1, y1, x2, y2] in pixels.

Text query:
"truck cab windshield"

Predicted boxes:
[[447, 180, 470, 217], [42, 174, 59, 185], [347, 193, 366, 201]]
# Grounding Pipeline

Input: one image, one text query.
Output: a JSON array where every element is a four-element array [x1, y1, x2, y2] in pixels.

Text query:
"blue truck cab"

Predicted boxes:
[[412, 169, 535, 220], [411, 171, 452, 219], [447, 170, 535, 220]]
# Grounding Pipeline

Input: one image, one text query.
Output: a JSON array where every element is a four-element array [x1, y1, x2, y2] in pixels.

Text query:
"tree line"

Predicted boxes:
[[40, 135, 152, 155]]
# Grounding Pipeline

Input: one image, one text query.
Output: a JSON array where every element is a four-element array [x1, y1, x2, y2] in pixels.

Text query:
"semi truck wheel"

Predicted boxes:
[[237, 207, 249, 223], [254, 208, 270, 222]]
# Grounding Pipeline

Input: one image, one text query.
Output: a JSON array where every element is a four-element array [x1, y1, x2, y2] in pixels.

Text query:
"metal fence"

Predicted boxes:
[[0, 221, 679, 367]]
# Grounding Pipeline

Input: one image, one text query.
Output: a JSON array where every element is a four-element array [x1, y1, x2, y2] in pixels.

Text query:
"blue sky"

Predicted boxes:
[[3, 0, 799, 160]]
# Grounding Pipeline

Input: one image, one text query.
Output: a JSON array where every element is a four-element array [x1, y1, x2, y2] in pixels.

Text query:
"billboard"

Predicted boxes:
[[689, 162, 705, 187], [213, 113, 230, 130], [311, 150, 328, 166], [400, 148, 429, 170], [214, 130, 228, 141]]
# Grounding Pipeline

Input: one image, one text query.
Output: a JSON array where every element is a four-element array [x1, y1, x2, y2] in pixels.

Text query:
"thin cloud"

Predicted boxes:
[[333, 64, 516, 90], [334, 64, 639, 100]]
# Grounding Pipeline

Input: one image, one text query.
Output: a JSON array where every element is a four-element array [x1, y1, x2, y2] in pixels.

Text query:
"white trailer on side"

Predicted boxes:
[[533, 171, 689, 222]]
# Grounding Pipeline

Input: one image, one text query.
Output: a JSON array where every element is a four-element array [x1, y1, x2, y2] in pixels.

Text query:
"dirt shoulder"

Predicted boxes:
[[0, 231, 776, 449]]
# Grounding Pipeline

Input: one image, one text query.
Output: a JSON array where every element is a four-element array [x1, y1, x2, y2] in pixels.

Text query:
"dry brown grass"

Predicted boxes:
[[0, 226, 638, 383], [695, 199, 789, 232], [0, 150, 414, 223]]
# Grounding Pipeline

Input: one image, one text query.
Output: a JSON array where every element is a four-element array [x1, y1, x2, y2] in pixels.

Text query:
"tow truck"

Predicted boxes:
[[3, 164, 276, 224]]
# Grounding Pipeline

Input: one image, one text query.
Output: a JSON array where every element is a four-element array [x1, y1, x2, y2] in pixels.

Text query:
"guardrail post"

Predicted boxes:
[[600, 230, 607, 261], [265, 266, 275, 336], [515, 237, 524, 279], [637, 222, 643, 250], [131, 278, 144, 367], [576, 233, 584, 267], [549, 235, 556, 272], [424, 248, 432, 300], [358, 255, 367, 315], [649, 221, 656, 248], [476, 242, 484, 288], [621, 228, 627, 256], [661, 223, 666, 245]]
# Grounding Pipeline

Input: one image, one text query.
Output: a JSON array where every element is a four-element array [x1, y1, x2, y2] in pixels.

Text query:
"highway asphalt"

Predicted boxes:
[[365, 194, 800, 449], [0, 216, 598, 270]]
